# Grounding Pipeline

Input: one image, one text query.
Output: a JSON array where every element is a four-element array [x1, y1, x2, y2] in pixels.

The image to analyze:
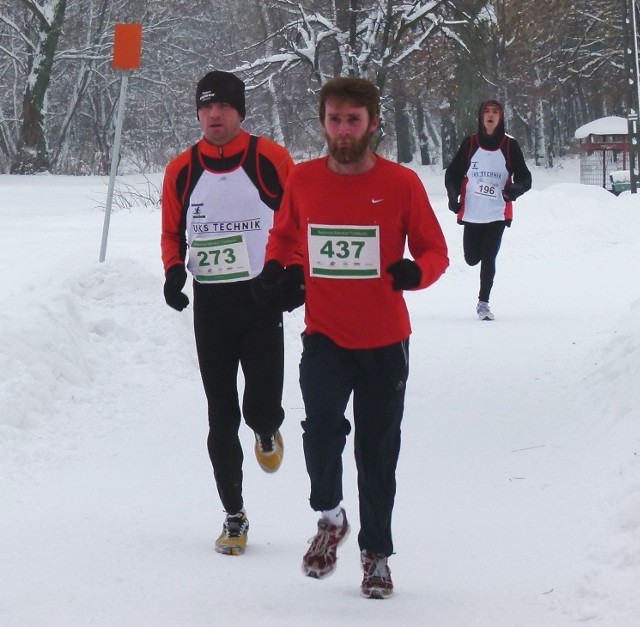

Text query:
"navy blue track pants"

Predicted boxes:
[[299, 333, 409, 556]]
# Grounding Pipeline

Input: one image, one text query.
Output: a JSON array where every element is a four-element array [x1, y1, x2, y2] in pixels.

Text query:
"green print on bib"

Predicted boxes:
[[190, 235, 252, 282], [308, 225, 380, 279]]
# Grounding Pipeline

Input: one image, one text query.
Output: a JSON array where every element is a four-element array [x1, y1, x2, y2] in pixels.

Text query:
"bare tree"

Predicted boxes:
[[5, 0, 67, 173], [0, 0, 632, 174], [231, 0, 460, 158]]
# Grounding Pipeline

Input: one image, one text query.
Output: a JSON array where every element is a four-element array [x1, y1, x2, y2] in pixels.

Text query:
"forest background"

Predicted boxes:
[[0, 0, 631, 175]]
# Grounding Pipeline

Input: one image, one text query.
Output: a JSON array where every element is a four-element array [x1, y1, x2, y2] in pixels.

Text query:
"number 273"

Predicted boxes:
[[197, 247, 236, 266]]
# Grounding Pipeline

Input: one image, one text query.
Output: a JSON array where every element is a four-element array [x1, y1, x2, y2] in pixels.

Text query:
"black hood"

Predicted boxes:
[[477, 99, 505, 149]]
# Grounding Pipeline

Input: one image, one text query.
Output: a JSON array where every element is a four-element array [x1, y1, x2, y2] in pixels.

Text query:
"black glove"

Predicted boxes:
[[448, 199, 461, 214], [502, 183, 524, 201], [163, 264, 189, 311], [277, 264, 306, 312], [386, 259, 422, 291], [252, 260, 306, 312], [252, 260, 286, 307]]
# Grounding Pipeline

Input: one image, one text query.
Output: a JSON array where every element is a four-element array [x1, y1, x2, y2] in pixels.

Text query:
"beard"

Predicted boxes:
[[326, 133, 371, 164]]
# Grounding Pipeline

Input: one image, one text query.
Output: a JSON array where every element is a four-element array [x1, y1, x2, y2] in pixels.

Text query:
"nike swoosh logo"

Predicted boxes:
[[371, 198, 384, 204]]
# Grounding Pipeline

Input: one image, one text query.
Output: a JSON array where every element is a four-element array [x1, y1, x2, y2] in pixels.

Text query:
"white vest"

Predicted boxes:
[[186, 165, 274, 282], [464, 146, 508, 223]]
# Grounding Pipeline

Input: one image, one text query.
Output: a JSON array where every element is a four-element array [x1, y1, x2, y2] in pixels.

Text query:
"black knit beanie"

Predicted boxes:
[[196, 71, 246, 119]]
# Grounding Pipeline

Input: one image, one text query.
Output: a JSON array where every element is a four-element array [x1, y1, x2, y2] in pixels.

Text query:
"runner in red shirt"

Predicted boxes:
[[254, 77, 448, 599]]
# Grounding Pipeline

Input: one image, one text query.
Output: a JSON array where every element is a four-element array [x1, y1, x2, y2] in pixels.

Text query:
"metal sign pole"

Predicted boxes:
[[98, 23, 142, 262], [631, 0, 640, 192], [624, 0, 640, 192], [99, 71, 130, 262]]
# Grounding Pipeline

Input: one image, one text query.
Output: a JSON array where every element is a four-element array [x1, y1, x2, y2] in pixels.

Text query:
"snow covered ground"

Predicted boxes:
[[1, 157, 639, 626]]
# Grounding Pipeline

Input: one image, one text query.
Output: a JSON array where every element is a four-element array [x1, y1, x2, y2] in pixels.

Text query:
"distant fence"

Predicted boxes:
[[579, 142, 627, 191]]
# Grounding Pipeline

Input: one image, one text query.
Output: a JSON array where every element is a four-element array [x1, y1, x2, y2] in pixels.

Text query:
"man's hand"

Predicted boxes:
[[277, 264, 305, 312], [253, 260, 306, 312], [252, 260, 286, 308], [502, 183, 525, 201], [386, 259, 422, 291], [163, 265, 189, 311], [448, 199, 461, 214]]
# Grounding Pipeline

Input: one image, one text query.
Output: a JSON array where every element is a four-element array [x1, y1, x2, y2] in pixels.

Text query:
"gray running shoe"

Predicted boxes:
[[476, 300, 495, 321]]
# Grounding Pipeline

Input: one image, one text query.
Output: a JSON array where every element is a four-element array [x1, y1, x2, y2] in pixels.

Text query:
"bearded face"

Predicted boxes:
[[322, 98, 379, 168], [326, 132, 371, 165]]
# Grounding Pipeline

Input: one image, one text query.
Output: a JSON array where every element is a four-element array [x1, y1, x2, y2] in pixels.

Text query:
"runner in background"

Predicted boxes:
[[445, 99, 532, 320]]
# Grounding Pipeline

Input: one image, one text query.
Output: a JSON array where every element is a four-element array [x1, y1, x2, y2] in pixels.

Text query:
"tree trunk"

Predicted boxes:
[[392, 77, 413, 163], [440, 100, 458, 168], [11, 0, 68, 174], [534, 98, 547, 167], [416, 101, 431, 165]]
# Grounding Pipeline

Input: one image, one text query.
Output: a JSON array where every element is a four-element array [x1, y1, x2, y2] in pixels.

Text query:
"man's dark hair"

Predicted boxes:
[[319, 77, 380, 124]]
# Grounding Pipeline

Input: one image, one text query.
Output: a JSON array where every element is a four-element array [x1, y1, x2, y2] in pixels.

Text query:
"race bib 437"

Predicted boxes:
[[308, 224, 380, 279]]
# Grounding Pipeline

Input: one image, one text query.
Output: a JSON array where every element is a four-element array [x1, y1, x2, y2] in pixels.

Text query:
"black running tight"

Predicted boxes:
[[462, 221, 507, 303], [193, 279, 284, 514]]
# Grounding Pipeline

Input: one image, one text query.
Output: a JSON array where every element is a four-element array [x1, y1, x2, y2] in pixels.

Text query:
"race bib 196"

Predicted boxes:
[[308, 224, 380, 279], [472, 178, 501, 200], [189, 234, 251, 282]]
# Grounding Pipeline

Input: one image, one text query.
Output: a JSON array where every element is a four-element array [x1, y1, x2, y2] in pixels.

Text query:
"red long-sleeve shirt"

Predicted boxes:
[[266, 156, 449, 349]]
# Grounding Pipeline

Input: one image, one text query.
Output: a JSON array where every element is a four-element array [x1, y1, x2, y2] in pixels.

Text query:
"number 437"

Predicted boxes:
[[320, 240, 364, 259]]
